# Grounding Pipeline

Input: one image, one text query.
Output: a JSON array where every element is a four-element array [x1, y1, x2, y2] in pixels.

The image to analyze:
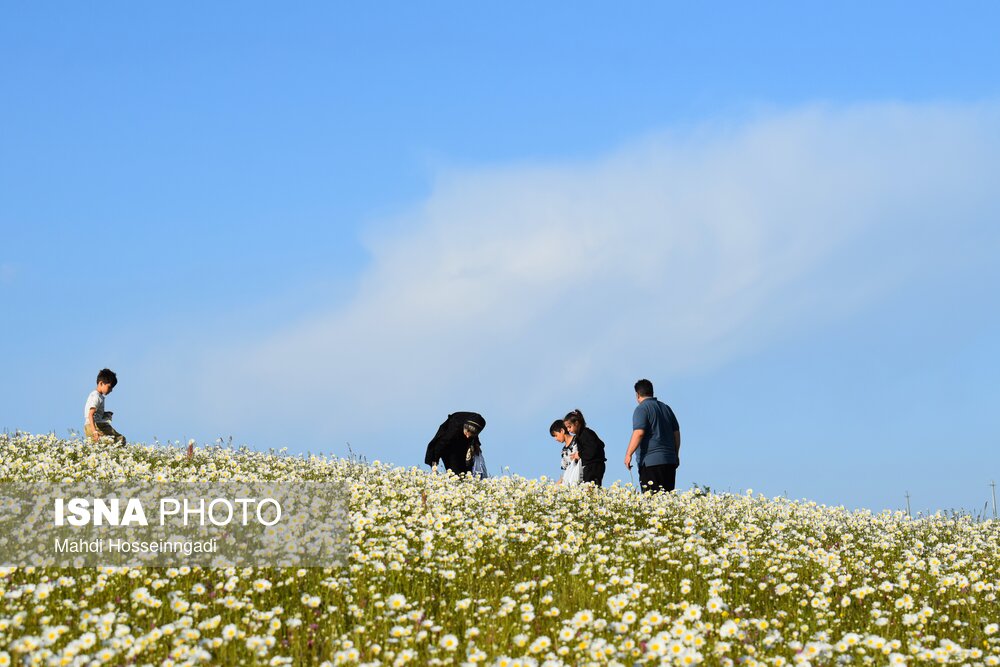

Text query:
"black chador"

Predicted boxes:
[[424, 412, 486, 474]]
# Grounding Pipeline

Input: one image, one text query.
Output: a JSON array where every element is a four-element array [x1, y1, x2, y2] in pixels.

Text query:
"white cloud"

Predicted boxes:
[[155, 102, 1000, 451]]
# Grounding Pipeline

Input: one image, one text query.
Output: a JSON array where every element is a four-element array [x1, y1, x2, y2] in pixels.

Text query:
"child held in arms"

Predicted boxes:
[[84, 368, 126, 445]]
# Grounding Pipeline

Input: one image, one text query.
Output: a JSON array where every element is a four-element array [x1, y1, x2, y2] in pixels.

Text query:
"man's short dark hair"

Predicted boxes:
[[549, 420, 567, 436], [634, 378, 654, 398], [97, 368, 118, 388]]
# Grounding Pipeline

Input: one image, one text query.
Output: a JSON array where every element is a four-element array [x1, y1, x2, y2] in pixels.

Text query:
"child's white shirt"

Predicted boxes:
[[84, 390, 108, 424]]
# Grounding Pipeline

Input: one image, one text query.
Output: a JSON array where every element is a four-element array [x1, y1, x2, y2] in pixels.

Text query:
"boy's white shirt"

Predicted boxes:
[[84, 390, 108, 424]]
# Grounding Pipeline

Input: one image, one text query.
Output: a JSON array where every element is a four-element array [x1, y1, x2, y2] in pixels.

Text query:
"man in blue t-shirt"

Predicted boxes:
[[624, 378, 681, 494]]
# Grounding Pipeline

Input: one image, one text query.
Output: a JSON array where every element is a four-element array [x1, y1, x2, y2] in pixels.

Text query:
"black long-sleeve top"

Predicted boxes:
[[574, 426, 607, 466], [424, 412, 486, 474]]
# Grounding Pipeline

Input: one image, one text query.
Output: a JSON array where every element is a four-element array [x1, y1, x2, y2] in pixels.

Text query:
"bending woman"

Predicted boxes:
[[563, 409, 607, 487]]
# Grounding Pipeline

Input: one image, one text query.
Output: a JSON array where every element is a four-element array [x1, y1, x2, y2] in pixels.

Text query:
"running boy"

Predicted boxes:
[[84, 368, 126, 444]]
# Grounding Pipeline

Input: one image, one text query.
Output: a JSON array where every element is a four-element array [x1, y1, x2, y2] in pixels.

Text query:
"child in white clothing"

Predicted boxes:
[[550, 419, 580, 486], [84, 368, 126, 444]]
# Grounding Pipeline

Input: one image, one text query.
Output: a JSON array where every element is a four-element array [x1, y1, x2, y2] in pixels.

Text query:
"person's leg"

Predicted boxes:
[[663, 464, 678, 492], [639, 465, 654, 493], [641, 465, 676, 494], [585, 461, 606, 487], [107, 425, 126, 446], [95, 423, 126, 445], [581, 462, 596, 485]]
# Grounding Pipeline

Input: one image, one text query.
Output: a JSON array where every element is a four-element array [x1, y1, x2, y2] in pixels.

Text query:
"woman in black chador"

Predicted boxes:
[[424, 412, 486, 474]]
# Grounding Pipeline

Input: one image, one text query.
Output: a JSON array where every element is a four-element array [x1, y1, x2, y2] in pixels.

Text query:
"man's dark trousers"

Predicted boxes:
[[639, 463, 678, 494]]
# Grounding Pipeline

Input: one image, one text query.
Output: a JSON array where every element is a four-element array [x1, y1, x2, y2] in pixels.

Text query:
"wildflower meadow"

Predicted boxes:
[[0, 432, 998, 667]]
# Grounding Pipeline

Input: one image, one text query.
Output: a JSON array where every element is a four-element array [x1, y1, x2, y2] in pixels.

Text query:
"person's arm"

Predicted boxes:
[[624, 429, 644, 470], [569, 439, 580, 461], [627, 404, 650, 469], [425, 421, 450, 467], [574, 430, 593, 462], [668, 404, 681, 455], [87, 407, 100, 438], [425, 437, 442, 467]]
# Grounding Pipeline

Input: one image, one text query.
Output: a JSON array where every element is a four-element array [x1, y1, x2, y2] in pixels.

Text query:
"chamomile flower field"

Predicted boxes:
[[1, 433, 998, 667]]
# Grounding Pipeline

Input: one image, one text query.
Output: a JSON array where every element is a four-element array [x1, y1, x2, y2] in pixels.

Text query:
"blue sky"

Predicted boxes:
[[2, 2, 999, 514]]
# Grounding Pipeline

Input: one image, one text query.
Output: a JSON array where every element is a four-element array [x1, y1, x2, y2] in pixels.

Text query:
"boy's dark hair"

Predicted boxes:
[[635, 378, 654, 398], [563, 409, 586, 429], [97, 368, 118, 388], [549, 419, 567, 436]]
